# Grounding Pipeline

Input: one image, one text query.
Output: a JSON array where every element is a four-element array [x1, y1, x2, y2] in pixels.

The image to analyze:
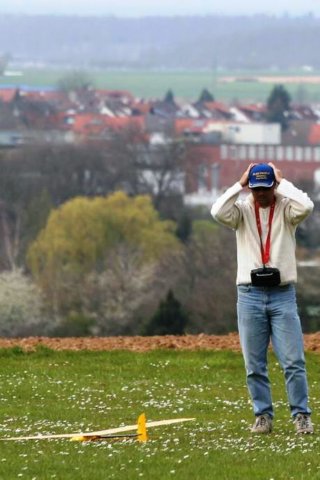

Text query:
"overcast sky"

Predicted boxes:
[[0, 0, 320, 17]]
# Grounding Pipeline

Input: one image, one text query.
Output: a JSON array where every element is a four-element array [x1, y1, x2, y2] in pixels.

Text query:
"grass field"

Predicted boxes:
[[3, 68, 320, 102], [0, 348, 319, 479]]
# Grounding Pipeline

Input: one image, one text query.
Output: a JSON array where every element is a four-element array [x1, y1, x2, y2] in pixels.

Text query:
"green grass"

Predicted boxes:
[[3, 68, 320, 102], [0, 348, 319, 479]]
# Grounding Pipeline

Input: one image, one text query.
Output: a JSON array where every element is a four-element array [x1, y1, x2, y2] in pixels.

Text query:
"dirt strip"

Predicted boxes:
[[219, 76, 320, 84], [0, 333, 320, 352]]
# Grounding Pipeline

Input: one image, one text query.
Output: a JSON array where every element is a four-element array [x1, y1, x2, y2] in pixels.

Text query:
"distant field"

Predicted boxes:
[[2, 68, 320, 102]]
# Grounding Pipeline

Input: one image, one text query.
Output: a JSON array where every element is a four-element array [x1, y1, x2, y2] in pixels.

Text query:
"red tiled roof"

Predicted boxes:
[[239, 103, 266, 113], [174, 118, 217, 134], [21, 90, 64, 101], [203, 101, 231, 114], [70, 113, 145, 136], [17, 90, 74, 111], [0, 88, 17, 103]]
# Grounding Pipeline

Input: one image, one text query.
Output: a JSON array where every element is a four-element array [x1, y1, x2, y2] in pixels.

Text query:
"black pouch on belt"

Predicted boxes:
[[250, 267, 281, 287]]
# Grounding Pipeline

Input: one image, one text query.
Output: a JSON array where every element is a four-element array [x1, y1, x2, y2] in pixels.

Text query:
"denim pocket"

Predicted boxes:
[[237, 285, 251, 294]]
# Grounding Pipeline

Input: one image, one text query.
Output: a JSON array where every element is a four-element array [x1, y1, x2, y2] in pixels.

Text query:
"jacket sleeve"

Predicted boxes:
[[277, 179, 314, 226], [210, 182, 243, 229]]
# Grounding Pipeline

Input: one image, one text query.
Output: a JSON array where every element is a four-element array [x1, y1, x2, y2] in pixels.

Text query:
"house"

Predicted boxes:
[[174, 118, 281, 146], [235, 103, 266, 122], [290, 104, 320, 122], [204, 122, 281, 145], [184, 143, 320, 206], [309, 124, 320, 145], [0, 87, 19, 103], [64, 113, 145, 143], [282, 120, 318, 147]]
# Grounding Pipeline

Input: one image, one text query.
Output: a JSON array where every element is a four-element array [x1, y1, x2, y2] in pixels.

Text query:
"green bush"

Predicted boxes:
[[144, 290, 189, 335]]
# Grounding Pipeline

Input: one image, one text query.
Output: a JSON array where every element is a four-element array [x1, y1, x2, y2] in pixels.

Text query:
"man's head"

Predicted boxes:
[[249, 163, 276, 208]]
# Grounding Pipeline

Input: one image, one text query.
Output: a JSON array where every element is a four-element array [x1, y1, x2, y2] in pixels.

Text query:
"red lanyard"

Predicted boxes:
[[254, 200, 275, 266]]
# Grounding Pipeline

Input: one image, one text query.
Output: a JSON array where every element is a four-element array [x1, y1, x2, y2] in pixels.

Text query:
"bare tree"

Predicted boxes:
[[155, 222, 238, 334], [57, 71, 94, 92], [0, 269, 50, 337], [137, 140, 186, 212], [84, 245, 157, 335], [51, 244, 160, 336]]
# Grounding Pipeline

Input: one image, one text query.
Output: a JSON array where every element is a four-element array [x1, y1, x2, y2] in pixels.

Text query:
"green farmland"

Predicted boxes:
[[0, 348, 319, 479], [3, 68, 320, 102]]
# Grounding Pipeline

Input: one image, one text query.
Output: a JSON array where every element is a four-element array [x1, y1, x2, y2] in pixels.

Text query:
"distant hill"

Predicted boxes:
[[1, 14, 319, 70]]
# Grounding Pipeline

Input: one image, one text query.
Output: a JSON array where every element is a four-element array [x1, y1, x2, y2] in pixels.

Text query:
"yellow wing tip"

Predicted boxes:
[[137, 413, 148, 442], [70, 413, 148, 443]]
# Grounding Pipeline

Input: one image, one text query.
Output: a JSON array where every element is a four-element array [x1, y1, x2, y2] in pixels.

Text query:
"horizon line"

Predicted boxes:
[[0, 11, 319, 19]]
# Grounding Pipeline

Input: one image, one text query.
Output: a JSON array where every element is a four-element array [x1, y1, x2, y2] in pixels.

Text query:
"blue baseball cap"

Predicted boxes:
[[248, 164, 275, 188]]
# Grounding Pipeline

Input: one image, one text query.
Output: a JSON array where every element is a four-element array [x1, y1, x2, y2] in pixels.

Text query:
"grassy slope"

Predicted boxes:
[[0, 348, 319, 479]]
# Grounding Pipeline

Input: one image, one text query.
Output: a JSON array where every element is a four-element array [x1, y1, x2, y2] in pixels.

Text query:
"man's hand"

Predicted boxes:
[[268, 162, 283, 184], [239, 163, 257, 187]]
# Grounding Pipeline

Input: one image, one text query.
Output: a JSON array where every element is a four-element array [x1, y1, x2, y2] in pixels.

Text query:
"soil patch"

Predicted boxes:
[[0, 333, 319, 352], [219, 76, 320, 84]]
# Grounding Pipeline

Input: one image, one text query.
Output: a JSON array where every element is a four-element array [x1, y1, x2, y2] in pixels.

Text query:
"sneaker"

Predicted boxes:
[[294, 414, 314, 434], [251, 414, 272, 434]]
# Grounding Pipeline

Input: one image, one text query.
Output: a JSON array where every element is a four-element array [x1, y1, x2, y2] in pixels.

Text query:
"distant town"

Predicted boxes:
[[1, 82, 320, 205]]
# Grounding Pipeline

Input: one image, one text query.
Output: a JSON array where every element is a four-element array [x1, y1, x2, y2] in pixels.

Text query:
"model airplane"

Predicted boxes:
[[1, 414, 195, 442]]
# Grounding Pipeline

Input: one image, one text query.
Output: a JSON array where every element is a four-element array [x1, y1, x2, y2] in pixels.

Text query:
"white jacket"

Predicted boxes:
[[211, 179, 314, 285]]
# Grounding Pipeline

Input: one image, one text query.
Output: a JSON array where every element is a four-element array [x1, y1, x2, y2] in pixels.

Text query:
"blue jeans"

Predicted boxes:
[[237, 284, 311, 419]]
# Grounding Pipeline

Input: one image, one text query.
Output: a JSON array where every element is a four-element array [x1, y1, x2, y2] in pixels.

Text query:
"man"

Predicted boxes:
[[211, 162, 314, 434]]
